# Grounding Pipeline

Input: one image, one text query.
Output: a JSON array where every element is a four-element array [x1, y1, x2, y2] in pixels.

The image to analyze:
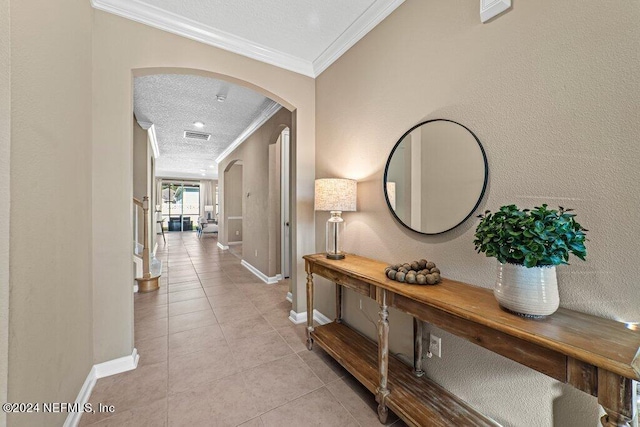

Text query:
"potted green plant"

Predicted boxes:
[[474, 204, 587, 317]]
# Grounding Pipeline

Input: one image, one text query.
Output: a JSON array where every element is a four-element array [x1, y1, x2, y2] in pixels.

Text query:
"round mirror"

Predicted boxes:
[[384, 119, 488, 235]]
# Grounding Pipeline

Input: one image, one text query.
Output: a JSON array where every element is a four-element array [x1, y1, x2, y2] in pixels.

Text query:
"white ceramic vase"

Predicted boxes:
[[494, 262, 559, 318]]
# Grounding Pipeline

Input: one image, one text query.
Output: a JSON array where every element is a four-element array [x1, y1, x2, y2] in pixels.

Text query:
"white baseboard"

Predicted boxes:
[[288, 309, 331, 326], [275, 274, 283, 281], [228, 241, 242, 246], [133, 254, 142, 278], [241, 259, 279, 284], [289, 310, 306, 324], [62, 366, 97, 427], [64, 348, 138, 427], [94, 348, 139, 379], [217, 242, 229, 250], [153, 242, 158, 256], [313, 310, 332, 325], [286, 292, 293, 303]]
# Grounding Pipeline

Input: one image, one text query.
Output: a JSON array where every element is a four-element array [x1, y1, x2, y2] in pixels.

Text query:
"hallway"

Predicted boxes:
[[79, 232, 405, 426]]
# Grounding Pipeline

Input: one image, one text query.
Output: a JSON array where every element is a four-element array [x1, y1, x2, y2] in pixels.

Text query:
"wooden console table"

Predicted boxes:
[[304, 253, 640, 427]]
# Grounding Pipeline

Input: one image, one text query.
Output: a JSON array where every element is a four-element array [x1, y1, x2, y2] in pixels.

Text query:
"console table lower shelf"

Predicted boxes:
[[304, 253, 639, 427], [311, 322, 499, 427]]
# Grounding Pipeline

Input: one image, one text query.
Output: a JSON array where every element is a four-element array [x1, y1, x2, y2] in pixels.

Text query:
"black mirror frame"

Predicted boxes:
[[383, 119, 489, 235]]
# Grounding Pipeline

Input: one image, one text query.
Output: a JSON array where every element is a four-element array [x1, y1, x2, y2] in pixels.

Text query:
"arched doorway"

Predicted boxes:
[[92, 49, 315, 363]]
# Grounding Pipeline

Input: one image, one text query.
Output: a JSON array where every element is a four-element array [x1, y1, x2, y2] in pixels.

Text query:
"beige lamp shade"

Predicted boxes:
[[315, 178, 357, 212], [204, 205, 214, 212]]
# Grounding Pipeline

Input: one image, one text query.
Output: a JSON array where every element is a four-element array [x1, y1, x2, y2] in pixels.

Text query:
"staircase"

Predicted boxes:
[[133, 242, 161, 280], [133, 196, 162, 292]]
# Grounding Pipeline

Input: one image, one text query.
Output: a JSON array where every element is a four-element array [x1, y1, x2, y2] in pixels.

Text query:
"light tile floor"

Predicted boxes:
[[80, 231, 406, 426]]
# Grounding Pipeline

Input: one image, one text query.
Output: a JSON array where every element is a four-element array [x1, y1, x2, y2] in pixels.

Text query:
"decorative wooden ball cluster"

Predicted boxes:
[[385, 259, 442, 285]]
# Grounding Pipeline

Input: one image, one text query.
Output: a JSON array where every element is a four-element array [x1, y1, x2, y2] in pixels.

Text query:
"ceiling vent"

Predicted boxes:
[[184, 130, 211, 141]]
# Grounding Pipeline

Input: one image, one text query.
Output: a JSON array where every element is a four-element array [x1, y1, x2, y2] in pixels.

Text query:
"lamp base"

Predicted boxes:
[[326, 253, 345, 260]]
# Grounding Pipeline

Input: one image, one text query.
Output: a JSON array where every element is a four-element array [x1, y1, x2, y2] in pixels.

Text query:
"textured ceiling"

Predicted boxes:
[[134, 74, 278, 180], [142, 0, 375, 62]]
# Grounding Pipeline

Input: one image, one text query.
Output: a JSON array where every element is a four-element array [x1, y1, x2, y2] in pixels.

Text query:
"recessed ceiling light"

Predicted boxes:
[[216, 95, 226, 103], [194, 121, 205, 128], [209, 165, 215, 168], [201, 173, 206, 176], [200, 169, 206, 172]]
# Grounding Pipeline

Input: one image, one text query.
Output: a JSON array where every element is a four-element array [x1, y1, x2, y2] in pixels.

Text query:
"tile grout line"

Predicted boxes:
[[272, 319, 304, 355], [138, 232, 322, 426], [164, 234, 180, 425], [251, 381, 331, 424], [326, 382, 367, 427]]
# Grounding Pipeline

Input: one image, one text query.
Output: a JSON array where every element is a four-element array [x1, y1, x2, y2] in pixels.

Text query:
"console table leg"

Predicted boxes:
[[335, 284, 343, 324], [306, 271, 314, 350], [376, 391, 390, 423], [413, 317, 425, 377], [600, 412, 633, 427], [598, 371, 635, 427], [376, 289, 390, 423]]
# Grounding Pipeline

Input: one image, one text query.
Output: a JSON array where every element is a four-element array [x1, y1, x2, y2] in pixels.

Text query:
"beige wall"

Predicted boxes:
[[133, 119, 149, 244], [8, 0, 94, 425], [316, 1, 640, 426], [0, 0, 10, 424], [219, 108, 291, 276], [132, 120, 156, 248], [150, 158, 156, 250], [270, 139, 282, 277], [92, 10, 315, 363], [224, 164, 243, 243]]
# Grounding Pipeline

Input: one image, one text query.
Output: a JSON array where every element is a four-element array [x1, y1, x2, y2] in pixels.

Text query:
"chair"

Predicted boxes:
[[168, 216, 181, 231], [197, 216, 218, 238], [182, 216, 193, 231]]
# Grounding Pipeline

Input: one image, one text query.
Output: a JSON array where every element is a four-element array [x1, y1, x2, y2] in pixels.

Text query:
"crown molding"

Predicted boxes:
[[137, 121, 160, 159], [90, 0, 405, 78], [90, 0, 315, 77], [313, 0, 405, 76], [215, 101, 282, 164]]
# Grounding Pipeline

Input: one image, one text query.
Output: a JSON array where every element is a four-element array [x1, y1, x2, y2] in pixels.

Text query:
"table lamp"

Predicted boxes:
[[314, 178, 357, 260], [205, 205, 214, 220]]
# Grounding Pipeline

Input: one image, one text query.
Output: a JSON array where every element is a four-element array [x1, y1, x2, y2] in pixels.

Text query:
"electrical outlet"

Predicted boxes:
[[255, 250, 258, 257], [359, 298, 363, 310], [235, 230, 239, 236], [429, 334, 442, 358]]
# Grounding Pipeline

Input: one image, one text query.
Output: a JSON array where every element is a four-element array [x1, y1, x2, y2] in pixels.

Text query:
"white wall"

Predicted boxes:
[[316, 1, 640, 426]]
